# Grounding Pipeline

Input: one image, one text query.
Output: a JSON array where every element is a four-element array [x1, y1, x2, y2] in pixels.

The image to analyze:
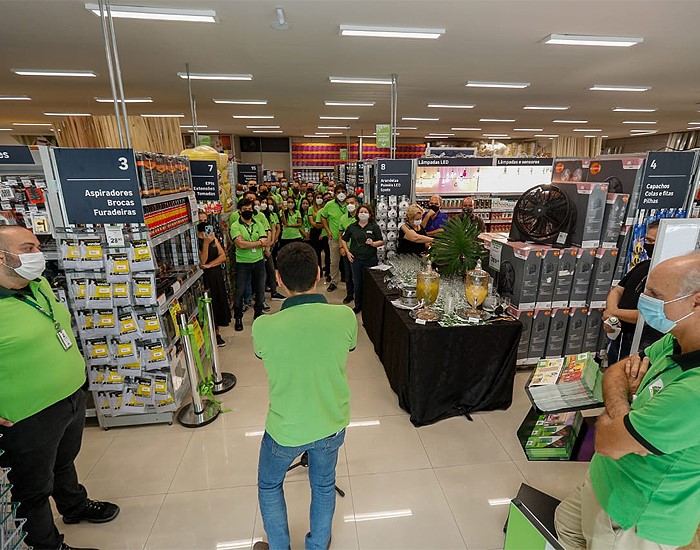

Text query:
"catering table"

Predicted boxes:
[[362, 269, 523, 427]]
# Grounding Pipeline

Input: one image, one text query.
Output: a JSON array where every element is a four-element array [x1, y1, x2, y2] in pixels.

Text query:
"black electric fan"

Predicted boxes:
[[509, 184, 574, 247]]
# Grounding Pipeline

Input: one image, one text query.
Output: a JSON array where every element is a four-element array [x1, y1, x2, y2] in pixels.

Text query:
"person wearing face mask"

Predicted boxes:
[[308, 192, 330, 281], [461, 197, 486, 233], [247, 180, 259, 195], [290, 184, 302, 209], [269, 183, 280, 203], [279, 181, 290, 203], [603, 221, 662, 363], [398, 204, 434, 255], [318, 176, 329, 194], [555, 251, 700, 550], [258, 185, 269, 201], [279, 198, 303, 248], [338, 196, 359, 305], [0, 225, 120, 550], [300, 198, 312, 241], [320, 184, 348, 292], [421, 195, 448, 236]]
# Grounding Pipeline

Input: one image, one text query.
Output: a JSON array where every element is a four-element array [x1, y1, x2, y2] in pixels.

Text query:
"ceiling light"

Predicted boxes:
[[271, 7, 288, 31], [140, 113, 185, 118], [535, 134, 559, 137], [0, 129, 12, 131], [590, 85, 650, 92], [95, 97, 153, 103], [632, 130, 657, 135], [428, 103, 475, 109], [329, 76, 392, 85], [424, 135, 450, 138], [179, 73, 252, 81], [12, 69, 96, 78], [483, 133, 510, 137], [12, 123, 52, 126], [622, 120, 657, 124], [553, 119, 588, 124], [232, 115, 275, 119], [583, 135, 598, 138], [395, 126, 418, 130], [319, 116, 359, 120], [480, 118, 515, 122], [513, 128, 544, 131], [324, 100, 375, 107], [631, 129, 657, 133], [0, 95, 31, 101], [613, 107, 657, 112], [523, 106, 569, 110], [357, 135, 375, 138], [451, 127, 482, 131], [541, 34, 643, 47], [687, 122, 700, 125], [339, 25, 445, 40], [85, 3, 217, 23], [573, 128, 602, 132], [466, 81, 530, 89], [602, 135, 609, 138], [428, 133, 455, 136], [402, 117, 439, 121], [319, 132, 344, 135], [180, 124, 208, 129], [253, 130, 283, 133], [213, 99, 267, 105], [44, 112, 91, 116], [188, 129, 219, 133], [304, 134, 330, 138], [318, 126, 349, 130], [246, 125, 280, 129]]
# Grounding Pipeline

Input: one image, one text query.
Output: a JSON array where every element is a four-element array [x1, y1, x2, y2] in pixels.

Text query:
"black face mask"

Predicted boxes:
[[249, 187, 258, 194], [463, 207, 473, 215], [429, 204, 440, 213], [293, 189, 300, 195], [241, 210, 254, 221], [644, 243, 655, 257], [197, 222, 207, 232], [259, 191, 268, 199]]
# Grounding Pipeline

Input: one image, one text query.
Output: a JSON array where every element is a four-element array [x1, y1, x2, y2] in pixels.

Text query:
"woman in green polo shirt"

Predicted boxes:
[[280, 198, 303, 248], [300, 197, 312, 241]]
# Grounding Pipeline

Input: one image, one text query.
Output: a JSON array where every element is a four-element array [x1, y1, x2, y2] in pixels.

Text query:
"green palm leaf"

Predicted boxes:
[[428, 215, 487, 277]]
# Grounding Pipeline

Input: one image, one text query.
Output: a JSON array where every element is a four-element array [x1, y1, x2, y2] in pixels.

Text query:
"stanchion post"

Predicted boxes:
[[202, 291, 237, 394]]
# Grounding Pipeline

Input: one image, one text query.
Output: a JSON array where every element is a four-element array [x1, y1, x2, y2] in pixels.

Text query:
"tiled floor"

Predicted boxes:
[[58, 289, 590, 550]]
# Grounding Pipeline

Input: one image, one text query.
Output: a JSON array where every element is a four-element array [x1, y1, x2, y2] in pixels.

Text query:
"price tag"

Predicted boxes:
[[188, 195, 199, 223], [415, 318, 427, 325], [105, 225, 125, 248]]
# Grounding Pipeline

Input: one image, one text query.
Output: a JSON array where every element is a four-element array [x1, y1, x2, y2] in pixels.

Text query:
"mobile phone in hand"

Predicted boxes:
[[205, 225, 214, 237]]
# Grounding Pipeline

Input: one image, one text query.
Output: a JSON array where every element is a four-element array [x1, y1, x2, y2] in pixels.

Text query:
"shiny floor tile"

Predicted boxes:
[[348, 378, 406, 419], [514, 459, 589, 502], [74, 434, 115, 479]]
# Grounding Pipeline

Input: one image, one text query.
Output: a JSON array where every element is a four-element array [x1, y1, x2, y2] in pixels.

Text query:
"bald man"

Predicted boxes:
[[461, 197, 486, 233], [421, 195, 448, 236], [555, 251, 700, 549]]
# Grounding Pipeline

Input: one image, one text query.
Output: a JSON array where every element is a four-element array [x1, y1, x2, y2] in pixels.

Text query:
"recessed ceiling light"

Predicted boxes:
[[44, 112, 91, 116], [573, 128, 602, 132], [187, 129, 219, 133], [357, 135, 375, 138], [402, 117, 439, 121], [631, 130, 657, 135], [95, 97, 153, 103], [395, 126, 418, 130], [0, 128, 13, 131], [140, 113, 185, 118], [319, 115, 359, 120], [451, 127, 482, 131], [0, 95, 31, 101], [622, 120, 657, 124], [553, 119, 588, 124], [318, 126, 349, 130], [535, 134, 559, 137], [179, 73, 252, 81], [523, 106, 569, 111], [232, 115, 275, 119], [304, 134, 330, 138], [613, 107, 657, 112], [590, 85, 650, 92], [631, 129, 657, 133], [324, 100, 375, 107], [180, 125, 208, 128], [339, 25, 445, 39], [428, 133, 455, 136], [541, 34, 643, 47], [513, 128, 544, 131], [583, 135, 598, 138], [466, 81, 530, 89], [480, 118, 516, 122], [253, 130, 283, 133], [213, 99, 267, 105], [329, 76, 392, 85], [483, 133, 510, 137], [428, 103, 475, 109], [246, 125, 280, 129], [85, 3, 217, 22], [12, 123, 52, 126], [602, 135, 609, 138], [12, 69, 96, 78], [318, 132, 344, 135], [424, 135, 451, 139], [687, 122, 700, 125]]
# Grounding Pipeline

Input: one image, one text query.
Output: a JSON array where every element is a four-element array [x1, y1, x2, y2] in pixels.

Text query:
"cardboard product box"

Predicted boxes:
[[558, 182, 608, 249], [585, 156, 646, 226], [551, 159, 590, 184], [587, 248, 619, 308], [600, 194, 630, 248], [489, 240, 542, 310], [564, 307, 588, 356], [532, 246, 560, 309], [545, 308, 570, 358], [570, 248, 597, 307], [553, 248, 577, 307], [478, 233, 508, 251], [583, 308, 604, 353], [507, 306, 534, 365], [528, 308, 552, 362]]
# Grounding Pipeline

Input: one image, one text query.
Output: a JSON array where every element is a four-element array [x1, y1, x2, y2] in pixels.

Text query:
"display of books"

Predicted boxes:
[[527, 352, 603, 412], [525, 411, 584, 460]]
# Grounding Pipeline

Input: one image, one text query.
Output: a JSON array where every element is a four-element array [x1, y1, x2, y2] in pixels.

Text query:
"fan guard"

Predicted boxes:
[[510, 184, 573, 245]]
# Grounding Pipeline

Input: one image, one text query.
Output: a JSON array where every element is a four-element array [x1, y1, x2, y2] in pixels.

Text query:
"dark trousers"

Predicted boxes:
[[342, 255, 354, 298], [0, 388, 89, 549], [264, 253, 277, 295], [235, 259, 266, 319], [320, 237, 331, 276], [350, 256, 378, 311]]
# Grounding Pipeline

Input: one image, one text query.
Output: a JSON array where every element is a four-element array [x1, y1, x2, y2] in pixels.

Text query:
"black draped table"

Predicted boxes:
[[362, 268, 523, 427]]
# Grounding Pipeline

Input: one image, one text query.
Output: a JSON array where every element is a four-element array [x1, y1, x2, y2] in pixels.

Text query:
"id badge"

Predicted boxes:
[[57, 329, 73, 350], [251, 247, 257, 253]]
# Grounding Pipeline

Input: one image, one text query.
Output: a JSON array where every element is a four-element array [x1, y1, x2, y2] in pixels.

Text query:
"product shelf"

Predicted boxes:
[[141, 190, 194, 207], [150, 222, 193, 247], [157, 268, 203, 315]]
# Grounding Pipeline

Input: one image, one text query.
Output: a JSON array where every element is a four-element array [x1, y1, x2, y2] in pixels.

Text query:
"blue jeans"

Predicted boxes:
[[350, 255, 378, 311], [258, 429, 346, 550]]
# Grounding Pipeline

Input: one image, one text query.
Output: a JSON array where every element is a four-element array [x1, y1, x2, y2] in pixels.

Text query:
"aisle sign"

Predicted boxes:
[[0, 145, 34, 165], [376, 124, 391, 149], [376, 159, 412, 197], [237, 163, 260, 185], [190, 159, 219, 201], [339, 148, 348, 161], [495, 158, 553, 167], [640, 151, 696, 209], [53, 147, 145, 224]]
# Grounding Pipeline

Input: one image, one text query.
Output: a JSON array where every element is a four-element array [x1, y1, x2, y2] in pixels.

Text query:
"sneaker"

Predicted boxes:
[[216, 335, 226, 347], [60, 544, 99, 550], [263, 302, 271, 311], [271, 292, 286, 301], [327, 283, 337, 292], [353, 306, 362, 314], [63, 499, 120, 525], [235, 319, 243, 332], [252, 542, 269, 550], [342, 295, 353, 304]]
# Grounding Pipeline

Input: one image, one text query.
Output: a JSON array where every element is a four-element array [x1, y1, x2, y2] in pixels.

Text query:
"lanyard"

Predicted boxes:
[[241, 221, 258, 242], [16, 288, 62, 331]]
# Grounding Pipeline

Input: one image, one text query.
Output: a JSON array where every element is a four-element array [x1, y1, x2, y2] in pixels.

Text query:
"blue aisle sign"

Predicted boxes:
[[53, 148, 145, 224], [640, 151, 696, 209], [376, 159, 413, 197], [190, 159, 219, 201], [0, 145, 34, 165]]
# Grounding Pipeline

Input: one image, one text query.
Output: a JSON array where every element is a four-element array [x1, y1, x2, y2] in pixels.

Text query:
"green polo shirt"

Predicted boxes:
[[301, 209, 313, 234], [271, 192, 283, 205], [252, 294, 357, 447], [321, 200, 347, 239], [339, 212, 356, 234], [230, 218, 268, 263], [0, 278, 86, 423], [312, 207, 328, 238], [229, 210, 270, 232], [317, 184, 327, 194], [281, 210, 303, 240], [590, 334, 700, 546]]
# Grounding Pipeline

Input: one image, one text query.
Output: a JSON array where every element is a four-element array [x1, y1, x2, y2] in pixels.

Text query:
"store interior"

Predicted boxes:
[[2, 1, 700, 550]]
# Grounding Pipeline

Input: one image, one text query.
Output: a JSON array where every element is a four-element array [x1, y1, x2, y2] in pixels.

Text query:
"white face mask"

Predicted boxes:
[[336, 192, 347, 202], [1, 250, 46, 281], [254, 204, 261, 212], [268, 204, 275, 211], [346, 203, 356, 213], [358, 212, 370, 222], [281, 190, 288, 197], [287, 203, 295, 210], [413, 219, 422, 227], [316, 198, 324, 205]]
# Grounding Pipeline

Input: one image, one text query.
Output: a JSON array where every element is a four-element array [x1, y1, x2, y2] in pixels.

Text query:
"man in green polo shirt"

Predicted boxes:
[[320, 184, 348, 292], [555, 252, 700, 549], [252, 243, 357, 550], [0, 225, 119, 550], [338, 195, 358, 305]]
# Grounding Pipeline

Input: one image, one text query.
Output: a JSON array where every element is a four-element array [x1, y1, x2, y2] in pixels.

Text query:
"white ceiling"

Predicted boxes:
[[2, 0, 700, 142]]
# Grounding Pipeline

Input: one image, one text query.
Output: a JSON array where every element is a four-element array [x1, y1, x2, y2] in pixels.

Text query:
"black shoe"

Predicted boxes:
[[263, 302, 271, 311], [60, 543, 99, 550], [271, 292, 286, 301], [353, 307, 362, 314], [343, 295, 353, 304], [325, 274, 331, 282], [235, 319, 243, 332], [216, 335, 226, 347], [242, 303, 250, 313], [63, 499, 120, 525], [327, 283, 337, 292]]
